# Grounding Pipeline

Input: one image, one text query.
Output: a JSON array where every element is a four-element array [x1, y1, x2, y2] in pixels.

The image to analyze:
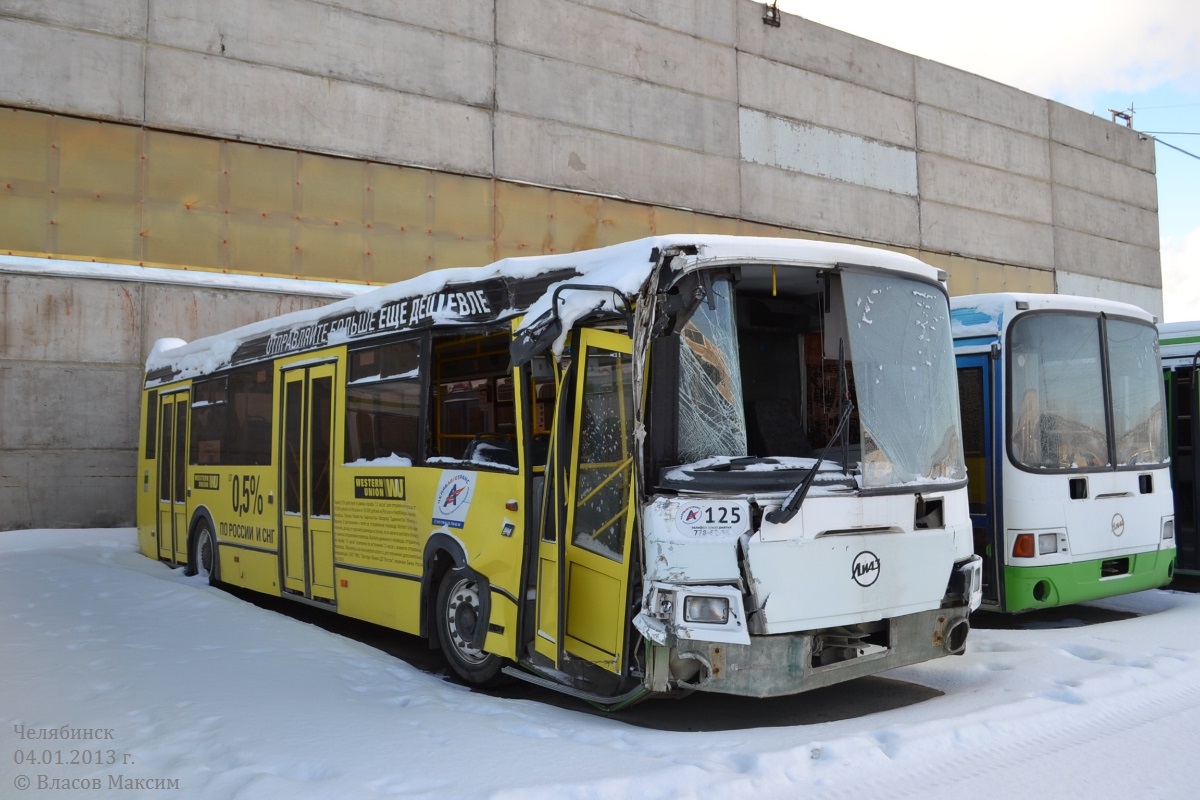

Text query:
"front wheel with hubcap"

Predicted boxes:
[[190, 522, 219, 585], [436, 567, 505, 685]]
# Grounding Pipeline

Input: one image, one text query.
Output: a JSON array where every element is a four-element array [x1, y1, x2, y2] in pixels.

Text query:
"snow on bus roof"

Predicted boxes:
[[145, 235, 940, 377], [0, 253, 372, 299], [951, 292, 1156, 339]]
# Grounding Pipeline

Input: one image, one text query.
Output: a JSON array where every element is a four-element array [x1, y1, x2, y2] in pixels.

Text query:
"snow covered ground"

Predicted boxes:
[[4, 528, 1200, 799]]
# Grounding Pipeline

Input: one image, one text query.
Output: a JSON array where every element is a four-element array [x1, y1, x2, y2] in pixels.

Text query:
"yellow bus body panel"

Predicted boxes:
[[140, 339, 535, 666]]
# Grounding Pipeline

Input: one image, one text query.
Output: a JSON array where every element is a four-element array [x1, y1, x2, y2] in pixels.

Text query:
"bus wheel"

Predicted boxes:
[[193, 523, 219, 586], [436, 568, 504, 685]]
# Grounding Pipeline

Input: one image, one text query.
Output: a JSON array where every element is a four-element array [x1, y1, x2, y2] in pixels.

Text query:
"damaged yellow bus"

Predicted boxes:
[[138, 235, 981, 707]]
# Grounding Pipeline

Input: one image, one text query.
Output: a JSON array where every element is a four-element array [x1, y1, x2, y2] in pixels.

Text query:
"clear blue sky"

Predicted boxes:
[[776, 0, 1200, 320]]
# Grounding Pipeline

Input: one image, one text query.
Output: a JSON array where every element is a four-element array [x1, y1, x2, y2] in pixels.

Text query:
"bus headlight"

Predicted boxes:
[[1012, 530, 1065, 558], [684, 596, 730, 624], [1163, 517, 1175, 542]]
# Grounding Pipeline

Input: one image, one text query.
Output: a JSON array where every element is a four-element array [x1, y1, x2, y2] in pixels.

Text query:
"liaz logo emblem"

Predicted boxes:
[[1112, 513, 1125, 537], [852, 551, 881, 587]]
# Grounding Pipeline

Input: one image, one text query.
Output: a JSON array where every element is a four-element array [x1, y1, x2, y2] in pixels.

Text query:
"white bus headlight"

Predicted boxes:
[[1038, 533, 1058, 555], [1163, 518, 1175, 541], [684, 596, 730, 624]]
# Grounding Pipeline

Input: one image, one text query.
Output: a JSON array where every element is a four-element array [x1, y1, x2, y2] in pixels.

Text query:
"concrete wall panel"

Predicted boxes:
[[740, 162, 919, 246], [0, 274, 141, 363], [740, 109, 917, 196], [576, 0, 736, 44], [0, 364, 140, 450], [0, 266, 355, 530], [498, 49, 738, 156], [1052, 185, 1159, 250], [0, 453, 35, 530], [1049, 101, 1155, 172], [141, 285, 336, 352], [1051, 142, 1157, 211], [1053, 228, 1162, 287], [144, 48, 493, 176], [495, 114, 740, 218], [4, 450, 135, 529], [1057, 270, 1164, 319], [916, 105, 1050, 179], [0, 0, 146, 38], [916, 59, 1048, 139], [921, 201, 1055, 270], [735, 3, 914, 99], [497, 0, 736, 100], [150, 0, 494, 106], [0, 18, 144, 121], [918, 153, 1052, 223], [318, 0, 495, 41], [738, 53, 916, 148], [937, 254, 1055, 297]]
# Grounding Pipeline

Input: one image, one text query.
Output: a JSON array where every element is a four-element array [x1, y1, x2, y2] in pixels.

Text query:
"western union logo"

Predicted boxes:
[[354, 476, 406, 500], [194, 474, 220, 490]]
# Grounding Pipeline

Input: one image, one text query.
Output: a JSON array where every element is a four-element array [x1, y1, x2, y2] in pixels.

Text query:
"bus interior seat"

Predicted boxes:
[[464, 434, 518, 468]]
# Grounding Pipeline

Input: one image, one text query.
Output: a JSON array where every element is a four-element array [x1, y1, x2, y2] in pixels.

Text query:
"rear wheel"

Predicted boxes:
[[192, 522, 219, 585], [436, 567, 504, 685]]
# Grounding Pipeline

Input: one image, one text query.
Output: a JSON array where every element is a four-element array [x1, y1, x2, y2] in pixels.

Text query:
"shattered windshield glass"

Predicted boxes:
[[675, 277, 749, 463], [842, 271, 966, 488], [659, 267, 964, 494]]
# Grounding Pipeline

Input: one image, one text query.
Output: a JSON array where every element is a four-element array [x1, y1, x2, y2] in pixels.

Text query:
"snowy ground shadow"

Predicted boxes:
[[971, 605, 1139, 631], [523, 676, 943, 732], [223, 585, 941, 731]]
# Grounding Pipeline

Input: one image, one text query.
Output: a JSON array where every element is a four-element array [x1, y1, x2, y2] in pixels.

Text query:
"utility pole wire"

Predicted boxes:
[[1152, 137, 1200, 161]]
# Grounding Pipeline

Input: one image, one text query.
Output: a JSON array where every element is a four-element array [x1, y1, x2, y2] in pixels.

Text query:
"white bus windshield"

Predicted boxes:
[[842, 271, 966, 487], [1008, 313, 1168, 471]]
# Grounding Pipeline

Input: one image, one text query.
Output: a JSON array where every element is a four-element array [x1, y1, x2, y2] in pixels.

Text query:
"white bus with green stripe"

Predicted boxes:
[[952, 294, 1175, 612]]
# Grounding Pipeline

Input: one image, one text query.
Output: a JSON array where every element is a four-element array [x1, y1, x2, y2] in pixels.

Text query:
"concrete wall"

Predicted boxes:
[[0, 0, 1161, 300], [0, 262, 354, 530]]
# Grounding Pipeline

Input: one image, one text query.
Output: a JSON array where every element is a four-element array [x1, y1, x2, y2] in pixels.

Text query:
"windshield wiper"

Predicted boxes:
[[692, 457, 779, 472], [765, 340, 854, 525]]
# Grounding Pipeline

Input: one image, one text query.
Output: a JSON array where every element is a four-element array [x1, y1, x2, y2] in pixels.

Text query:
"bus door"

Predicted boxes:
[[280, 363, 337, 602], [957, 354, 1001, 605], [1167, 363, 1200, 571], [534, 329, 637, 675], [156, 390, 190, 563]]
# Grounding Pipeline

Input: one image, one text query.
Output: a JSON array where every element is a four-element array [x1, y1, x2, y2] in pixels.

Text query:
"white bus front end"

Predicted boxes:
[[631, 248, 981, 697]]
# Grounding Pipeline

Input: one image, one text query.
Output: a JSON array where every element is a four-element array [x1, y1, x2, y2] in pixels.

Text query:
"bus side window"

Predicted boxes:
[[232, 367, 273, 466], [346, 339, 421, 464], [144, 390, 159, 459], [431, 332, 515, 466], [191, 376, 228, 465]]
